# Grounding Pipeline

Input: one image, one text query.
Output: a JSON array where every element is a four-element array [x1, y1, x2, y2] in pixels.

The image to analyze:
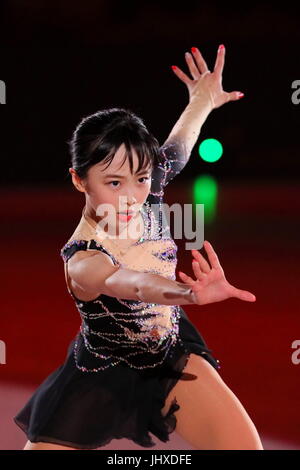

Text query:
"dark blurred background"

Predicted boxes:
[[1, 1, 300, 451], [0, 1, 300, 185]]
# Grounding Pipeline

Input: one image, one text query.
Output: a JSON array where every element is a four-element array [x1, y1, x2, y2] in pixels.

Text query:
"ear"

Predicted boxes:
[[69, 167, 86, 193]]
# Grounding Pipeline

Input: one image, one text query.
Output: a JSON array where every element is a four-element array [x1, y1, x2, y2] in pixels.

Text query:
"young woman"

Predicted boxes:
[[14, 45, 263, 450]]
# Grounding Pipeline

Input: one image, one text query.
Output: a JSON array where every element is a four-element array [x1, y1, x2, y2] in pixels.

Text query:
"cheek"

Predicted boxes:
[[143, 180, 152, 195], [88, 184, 114, 207]]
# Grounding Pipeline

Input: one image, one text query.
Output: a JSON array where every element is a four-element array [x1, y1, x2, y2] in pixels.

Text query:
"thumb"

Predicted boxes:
[[234, 288, 256, 302], [178, 271, 194, 287], [228, 90, 245, 101]]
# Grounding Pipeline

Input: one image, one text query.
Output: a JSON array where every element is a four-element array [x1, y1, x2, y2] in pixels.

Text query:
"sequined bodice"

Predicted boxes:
[[60, 140, 188, 373]]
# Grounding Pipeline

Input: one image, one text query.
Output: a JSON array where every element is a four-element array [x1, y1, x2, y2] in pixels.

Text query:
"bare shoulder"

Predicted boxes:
[[68, 248, 103, 265], [67, 247, 118, 299], [68, 248, 115, 276]]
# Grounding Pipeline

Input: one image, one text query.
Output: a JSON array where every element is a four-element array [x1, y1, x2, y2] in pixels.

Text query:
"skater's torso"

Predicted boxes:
[[62, 199, 179, 339]]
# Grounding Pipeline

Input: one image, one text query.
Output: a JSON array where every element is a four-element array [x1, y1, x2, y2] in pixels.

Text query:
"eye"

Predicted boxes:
[[138, 176, 150, 183], [108, 181, 120, 188]]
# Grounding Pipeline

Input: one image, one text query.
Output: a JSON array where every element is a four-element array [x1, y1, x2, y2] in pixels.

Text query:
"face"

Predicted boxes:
[[69, 143, 152, 236]]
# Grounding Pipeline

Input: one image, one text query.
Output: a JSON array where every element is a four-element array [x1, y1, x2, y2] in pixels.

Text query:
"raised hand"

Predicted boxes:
[[171, 45, 244, 109], [178, 240, 256, 306]]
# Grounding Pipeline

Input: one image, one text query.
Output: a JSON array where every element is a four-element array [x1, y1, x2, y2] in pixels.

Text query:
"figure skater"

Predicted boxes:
[[14, 45, 263, 450]]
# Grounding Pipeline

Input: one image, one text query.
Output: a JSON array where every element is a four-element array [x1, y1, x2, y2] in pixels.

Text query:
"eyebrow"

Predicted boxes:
[[104, 170, 151, 179]]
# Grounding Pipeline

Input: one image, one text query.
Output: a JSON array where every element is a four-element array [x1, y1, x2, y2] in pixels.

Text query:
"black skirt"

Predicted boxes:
[[13, 308, 220, 449]]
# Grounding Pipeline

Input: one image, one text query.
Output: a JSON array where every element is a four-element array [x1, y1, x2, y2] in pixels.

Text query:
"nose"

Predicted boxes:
[[127, 194, 137, 206], [118, 194, 138, 212]]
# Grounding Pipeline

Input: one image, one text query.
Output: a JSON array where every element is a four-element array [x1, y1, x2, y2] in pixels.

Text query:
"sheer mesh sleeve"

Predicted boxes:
[[150, 139, 189, 197]]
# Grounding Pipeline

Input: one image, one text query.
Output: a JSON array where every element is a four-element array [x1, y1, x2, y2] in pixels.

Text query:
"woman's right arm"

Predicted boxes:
[[68, 241, 256, 307], [68, 251, 197, 306]]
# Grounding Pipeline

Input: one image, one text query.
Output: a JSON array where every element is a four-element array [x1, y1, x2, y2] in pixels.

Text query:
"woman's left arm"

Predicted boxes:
[[161, 45, 244, 163]]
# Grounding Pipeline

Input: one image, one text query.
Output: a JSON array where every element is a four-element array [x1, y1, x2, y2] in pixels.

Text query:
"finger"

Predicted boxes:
[[191, 249, 210, 274], [213, 44, 225, 77], [171, 65, 194, 86], [234, 288, 256, 302], [192, 259, 206, 280], [185, 52, 201, 80], [227, 91, 245, 101], [203, 240, 223, 271], [178, 270, 195, 286], [190, 47, 209, 74]]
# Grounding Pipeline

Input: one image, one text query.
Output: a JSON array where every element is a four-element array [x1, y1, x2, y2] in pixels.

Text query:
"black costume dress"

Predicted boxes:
[[13, 140, 221, 449]]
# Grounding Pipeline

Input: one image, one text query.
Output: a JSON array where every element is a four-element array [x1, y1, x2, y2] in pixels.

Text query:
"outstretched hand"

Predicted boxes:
[[178, 240, 256, 306], [171, 45, 244, 109]]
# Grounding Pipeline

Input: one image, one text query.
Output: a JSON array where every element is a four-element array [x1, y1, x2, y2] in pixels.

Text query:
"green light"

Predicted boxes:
[[192, 175, 218, 224], [199, 138, 223, 162]]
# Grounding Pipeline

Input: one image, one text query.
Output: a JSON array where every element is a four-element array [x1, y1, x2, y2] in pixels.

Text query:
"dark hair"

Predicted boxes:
[[67, 107, 160, 180]]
